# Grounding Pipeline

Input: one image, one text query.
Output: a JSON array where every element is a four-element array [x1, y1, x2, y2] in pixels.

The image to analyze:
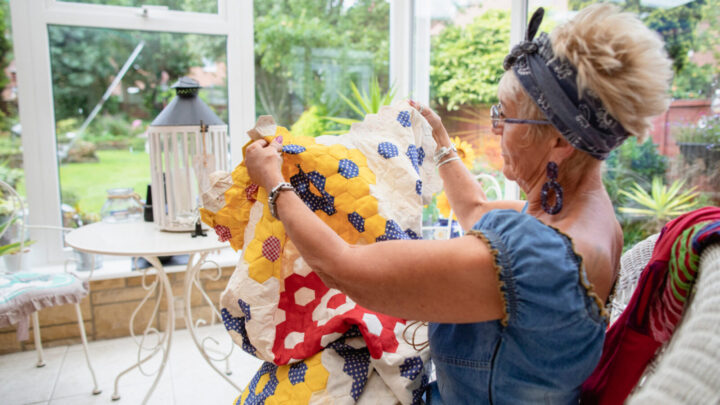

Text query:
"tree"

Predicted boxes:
[[253, 0, 390, 127], [0, 0, 13, 130], [47, 0, 223, 124], [430, 10, 510, 110], [643, 0, 706, 74]]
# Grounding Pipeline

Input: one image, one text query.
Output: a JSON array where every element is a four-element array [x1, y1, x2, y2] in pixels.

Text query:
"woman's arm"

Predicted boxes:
[[410, 101, 525, 229], [246, 139, 505, 323]]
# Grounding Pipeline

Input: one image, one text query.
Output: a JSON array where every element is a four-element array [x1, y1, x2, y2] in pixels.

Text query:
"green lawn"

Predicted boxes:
[[59, 149, 150, 215]]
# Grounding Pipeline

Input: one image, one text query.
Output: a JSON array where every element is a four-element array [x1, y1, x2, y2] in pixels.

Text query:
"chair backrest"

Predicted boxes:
[[612, 235, 720, 403], [628, 241, 720, 403], [608, 233, 659, 324]]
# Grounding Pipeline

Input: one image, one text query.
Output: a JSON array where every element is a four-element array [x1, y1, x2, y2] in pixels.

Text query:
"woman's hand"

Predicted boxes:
[[245, 137, 285, 191], [409, 99, 452, 149]]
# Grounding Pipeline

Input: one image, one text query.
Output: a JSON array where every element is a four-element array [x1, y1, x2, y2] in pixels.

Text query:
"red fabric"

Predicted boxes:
[[581, 207, 720, 405], [272, 271, 403, 364]]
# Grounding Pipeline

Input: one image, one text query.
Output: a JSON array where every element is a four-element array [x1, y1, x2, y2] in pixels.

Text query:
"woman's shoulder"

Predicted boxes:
[[468, 208, 582, 284], [471, 208, 570, 248], [466, 208, 608, 328]]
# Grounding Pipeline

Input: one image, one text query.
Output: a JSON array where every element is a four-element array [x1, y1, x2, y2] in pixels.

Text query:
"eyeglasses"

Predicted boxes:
[[491, 103, 551, 129]]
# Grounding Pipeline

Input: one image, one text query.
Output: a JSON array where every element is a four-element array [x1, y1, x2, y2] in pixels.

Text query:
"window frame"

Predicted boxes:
[[9, 0, 254, 265], [409, 0, 527, 200], [8, 0, 525, 265]]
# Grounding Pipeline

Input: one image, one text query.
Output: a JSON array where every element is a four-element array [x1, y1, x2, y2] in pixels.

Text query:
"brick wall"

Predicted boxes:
[[0, 266, 234, 355]]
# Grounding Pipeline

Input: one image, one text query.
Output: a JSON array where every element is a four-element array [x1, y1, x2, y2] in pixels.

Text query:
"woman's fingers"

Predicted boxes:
[[409, 99, 451, 146], [245, 138, 284, 190]]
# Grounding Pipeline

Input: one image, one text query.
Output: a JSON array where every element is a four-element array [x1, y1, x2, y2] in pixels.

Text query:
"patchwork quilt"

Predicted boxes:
[[201, 101, 439, 404]]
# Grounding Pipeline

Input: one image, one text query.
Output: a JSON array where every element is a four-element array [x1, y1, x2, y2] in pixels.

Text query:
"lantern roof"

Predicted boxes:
[[150, 77, 226, 127]]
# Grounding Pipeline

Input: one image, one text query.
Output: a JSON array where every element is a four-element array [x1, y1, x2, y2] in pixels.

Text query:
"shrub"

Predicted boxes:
[[291, 105, 330, 138]]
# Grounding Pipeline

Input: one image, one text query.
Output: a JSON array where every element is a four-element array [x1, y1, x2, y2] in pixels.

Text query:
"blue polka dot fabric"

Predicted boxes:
[[288, 362, 308, 385], [282, 144, 306, 154], [290, 169, 336, 216], [221, 308, 257, 357], [238, 298, 252, 320], [244, 362, 279, 404], [399, 356, 424, 380], [376, 219, 411, 242], [378, 142, 399, 159], [415, 179, 422, 196], [406, 145, 421, 174], [338, 159, 359, 179], [405, 228, 421, 240], [328, 328, 371, 401], [348, 212, 365, 233], [412, 374, 429, 405], [396, 110, 412, 127]]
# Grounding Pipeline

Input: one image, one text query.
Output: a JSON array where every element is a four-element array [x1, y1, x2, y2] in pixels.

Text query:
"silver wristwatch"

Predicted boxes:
[[268, 182, 295, 219]]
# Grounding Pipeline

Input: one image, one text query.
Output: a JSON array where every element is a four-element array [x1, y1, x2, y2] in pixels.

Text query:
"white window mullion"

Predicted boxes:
[[411, 0, 431, 105], [10, 0, 65, 265], [390, 0, 413, 101], [504, 0, 529, 201], [227, 0, 255, 166]]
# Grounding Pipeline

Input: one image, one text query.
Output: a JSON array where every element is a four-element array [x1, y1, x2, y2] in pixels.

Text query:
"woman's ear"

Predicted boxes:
[[548, 135, 575, 164]]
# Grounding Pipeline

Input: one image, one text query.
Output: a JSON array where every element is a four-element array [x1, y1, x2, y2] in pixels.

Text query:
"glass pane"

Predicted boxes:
[[1, 0, 28, 270], [48, 26, 227, 227], [57, 0, 218, 13], [529, 0, 719, 250], [420, 1, 510, 238], [253, 0, 390, 133]]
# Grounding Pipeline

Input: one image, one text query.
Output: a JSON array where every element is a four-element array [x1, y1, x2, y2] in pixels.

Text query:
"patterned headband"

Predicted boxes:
[[503, 8, 629, 160]]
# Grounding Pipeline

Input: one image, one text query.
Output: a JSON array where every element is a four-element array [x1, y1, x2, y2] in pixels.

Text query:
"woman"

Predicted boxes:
[[244, 4, 672, 403]]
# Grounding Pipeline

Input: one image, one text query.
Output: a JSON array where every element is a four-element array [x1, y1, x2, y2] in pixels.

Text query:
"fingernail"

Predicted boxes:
[[275, 136, 283, 144]]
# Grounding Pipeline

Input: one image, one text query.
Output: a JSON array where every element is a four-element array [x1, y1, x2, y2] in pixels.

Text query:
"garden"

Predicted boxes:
[[0, 0, 718, 252]]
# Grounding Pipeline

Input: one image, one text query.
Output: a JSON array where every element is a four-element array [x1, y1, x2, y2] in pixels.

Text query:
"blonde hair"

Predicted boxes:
[[496, 4, 672, 188], [498, 3, 672, 142], [551, 3, 672, 139]]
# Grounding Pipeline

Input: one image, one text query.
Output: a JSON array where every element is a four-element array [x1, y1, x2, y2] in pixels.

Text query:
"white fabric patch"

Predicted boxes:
[[284, 331, 305, 349], [362, 313, 383, 336], [294, 287, 316, 306]]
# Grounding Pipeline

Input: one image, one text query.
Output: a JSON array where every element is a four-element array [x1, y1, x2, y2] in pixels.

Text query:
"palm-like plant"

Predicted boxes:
[[322, 76, 395, 135], [618, 177, 701, 232]]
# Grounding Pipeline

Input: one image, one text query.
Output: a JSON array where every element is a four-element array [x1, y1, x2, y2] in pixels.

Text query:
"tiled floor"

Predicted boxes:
[[0, 324, 263, 405]]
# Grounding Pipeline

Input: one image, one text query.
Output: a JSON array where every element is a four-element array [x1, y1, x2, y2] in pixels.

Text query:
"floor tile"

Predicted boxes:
[[0, 346, 67, 405], [169, 324, 262, 405], [1, 325, 264, 405], [53, 333, 168, 399], [50, 374, 174, 405]]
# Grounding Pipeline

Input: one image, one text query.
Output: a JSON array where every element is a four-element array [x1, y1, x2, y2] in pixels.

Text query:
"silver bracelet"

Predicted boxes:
[[268, 181, 295, 219], [433, 144, 457, 165], [436, 156, 462, 169]]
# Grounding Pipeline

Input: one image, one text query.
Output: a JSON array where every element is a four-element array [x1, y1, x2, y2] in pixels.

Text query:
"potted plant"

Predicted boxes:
[[618, 177, 701, 234], [0, 200, 34, 273], [674, 114, 720, 171]]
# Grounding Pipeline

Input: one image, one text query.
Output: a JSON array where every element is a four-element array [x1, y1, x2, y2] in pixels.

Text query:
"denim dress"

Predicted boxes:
[[428, 209, 607, 404]]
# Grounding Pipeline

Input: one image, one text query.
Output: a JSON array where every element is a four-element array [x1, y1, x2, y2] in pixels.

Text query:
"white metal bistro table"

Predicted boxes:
[[65, 221, 231, 404]]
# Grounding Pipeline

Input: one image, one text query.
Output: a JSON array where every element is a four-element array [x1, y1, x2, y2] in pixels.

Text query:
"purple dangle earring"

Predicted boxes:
[[541, 161, 563, 215]]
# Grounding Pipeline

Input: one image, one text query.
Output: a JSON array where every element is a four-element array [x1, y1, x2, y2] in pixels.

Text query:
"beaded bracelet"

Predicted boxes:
[[433, 144, 457, 165], [436, 156, 461, 169], [268, 182, 295, 219]]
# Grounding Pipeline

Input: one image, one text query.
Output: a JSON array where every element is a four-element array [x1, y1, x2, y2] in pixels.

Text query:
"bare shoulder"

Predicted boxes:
[[565, 213, 622, 301], [485, 199, 527, 212]]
